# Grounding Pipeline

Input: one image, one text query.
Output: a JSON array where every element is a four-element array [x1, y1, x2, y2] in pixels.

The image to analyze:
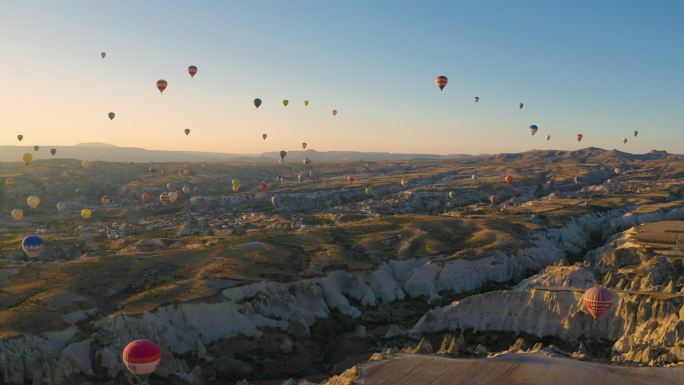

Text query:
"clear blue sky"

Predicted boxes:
[[1, 0, 682, 154]]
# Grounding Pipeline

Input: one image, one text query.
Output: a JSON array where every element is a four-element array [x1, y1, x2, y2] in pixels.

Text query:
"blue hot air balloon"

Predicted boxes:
[[22, 235, 44, 258], [529, 124, 539, 136]]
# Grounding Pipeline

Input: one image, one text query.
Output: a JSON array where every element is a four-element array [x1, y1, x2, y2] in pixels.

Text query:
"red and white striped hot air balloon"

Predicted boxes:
[[122, 339, 161, 383], [582, 286, 613, 319], [435, 75, 448, 91]]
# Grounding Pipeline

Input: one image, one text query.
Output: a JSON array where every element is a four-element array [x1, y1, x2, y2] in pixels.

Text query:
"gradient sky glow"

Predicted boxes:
[[1, 0, 683, 154]]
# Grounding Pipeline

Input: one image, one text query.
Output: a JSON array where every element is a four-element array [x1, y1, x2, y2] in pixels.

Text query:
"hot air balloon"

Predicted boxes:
[[582, 286, 613, 319], [347, 176, 355, 185], [184, 128, 190, 136], [156, 79, 168, 93], [231, 178, 240, 190], [22, 153, 32, 165], [122, 339, 161, 384], [81, 208, 92, 219], [82, 160, 93, 169], [622, 137, 628, 145], [11, 209, 23, 221], [400, 178, 409, 188], [101, 51, 106, 59], [519, 102, 524, 110], [279, 150, 287, 164], [17, 134, 23, 142], [435, 75, 448, 91], [297, 174, 303, 183], [168, 191, 179, 203], [108, 112, 116, 120], [489, 195, 499, 205], [275, 175, 283, 184], [5, 178, 15, 188], [33, 145, 40, 152], [576, 133, 583, 142], [254, 98, 262, 108], [332, 109, 338, 117], [504, 175, 513, 184], [27, 196, 41, 209], [303, 157, 311, 165], [271, 195, 280, 206], [304, 100, 310, 107], [182, 185, 191, 194], [188, 65, 198, 78], [101, 196, 112, 205], [633, 130, 638, 137], [166, 182, 178, 192], [364, 186, 374, 196], [546, 134, 551, 141], [56, 202, 66, 211], [148, 167, 158, 173], [262, 133, 268, 140], [574, 176, 581, 185], [22, 235, 44, 258], [614, 168, 621, 175], [282, 99, 289, 106], [259, 181, 269, 191], [471, 173, 480, 181], [141, 192, 152, 203], [159, 192, 170, 204], [50, 148, 57, 156], [302, 142, 307, 150], [448, 191, 454, 200], [475, 96, 479, 103], [529, 124, 539, 136]]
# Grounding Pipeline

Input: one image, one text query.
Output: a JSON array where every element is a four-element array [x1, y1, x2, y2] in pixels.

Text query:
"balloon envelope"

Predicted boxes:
[[17, 134, 23, 142], [50, 148, 57, 156], [435, 75, 448, 90], [259, 182, 269, 191], [282, 99, 289, 106], [254, 98, 262, 108], [82, 160, 93, 169], [122, 339, 161, 378], [364, 187, 374, 195], [262, 133, 267, 140], [101, 51, 106, 58], [188, 65, 198, 77], [529, 125, 538, 136], [27, 196, 41, 209], [304, 100, 310, 106], [159, 192, 170, 204], [347, 176, 355, 184], [81, 209, 92, 219], [11, 209, 23, 221], [101, 196, 112, 205], [22, 153, 32, 165], [156, 79, 168, 93], [108, 112, 115, 120], [490, 195, 499, 205], [33, 145, 39, 152], [576, 133, 584, 142], [582, 287, 613, 319], [141, 192, 152, 203], [56, 202, 66, 211], [184, 128, 191, 136], [302, 142, 307, 150], [22, 235, 44, 258], [504, 175, 513, 184], [5, 178, 15, 188], [546, 134, 551, 141]]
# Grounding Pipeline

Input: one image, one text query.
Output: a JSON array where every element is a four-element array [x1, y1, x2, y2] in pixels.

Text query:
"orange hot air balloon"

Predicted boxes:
[[489, 195, 499, 205], [582, 286, 613, 319], [188, 65, 198, 78], [504, 175, 513, 184], [435, 75, 448, 91], [156, 79, 168, 93]]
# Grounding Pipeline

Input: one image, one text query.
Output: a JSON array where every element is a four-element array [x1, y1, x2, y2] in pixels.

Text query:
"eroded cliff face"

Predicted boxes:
[[2, 205, 683, 384]]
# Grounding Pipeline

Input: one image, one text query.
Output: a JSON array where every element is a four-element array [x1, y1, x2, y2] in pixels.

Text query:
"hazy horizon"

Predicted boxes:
[[2, 1, 683, 155]]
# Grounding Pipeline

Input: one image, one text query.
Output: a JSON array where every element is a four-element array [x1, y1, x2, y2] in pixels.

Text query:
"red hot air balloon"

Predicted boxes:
[[504, 175, 513, 184], [435, 75, 448, 91], [576, 133, 584, 142], [489, 195, 499, 205], [188, 65, 198, 78], [582, 286, 613, 319], [122, 339, 161, 383], [347, 176, 355, 185], [141, 192, 152, 203], [259, 182, 269, 191], [156, 79, 168, 93]]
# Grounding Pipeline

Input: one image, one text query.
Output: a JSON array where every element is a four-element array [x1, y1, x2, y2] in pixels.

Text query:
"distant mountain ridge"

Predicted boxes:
[[0, 145, 676, 163]]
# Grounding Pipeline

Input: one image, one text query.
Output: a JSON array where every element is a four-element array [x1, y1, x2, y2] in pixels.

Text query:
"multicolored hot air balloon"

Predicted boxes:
[[50, 148, 57, 156], [332, 109, 338, 117], [11, 209, 23, 221], [122, 339, 161, 384], [82, 160, 93, 169], [141, 192, 152, 203], [582, 286, 613, 319], [435, 75, 448, 91], [17, 134, 23, 142], [279, 150, 287, 164], [156, 79, 168, 93], [282, 99, 289, 107], [188, 65, 198, 78], [5, 178, 15, 188], [22, 153, 33, 165], [529, 124, 539, 136], [22, 235, 44, 258], [27, 195, 41, 209], [184, 128, 191, 136], [347, 176, 355, 185], [81, 208, 92, 219], [490, 195, 499, 205], [504, 175, 513, 185], [108, 112, 116, 120], [254, 98, 262, 108], [159, 192, 170, 204], [576, 133, 583, 142], [262, 133, 268, 140], [302, 142, 307, 150], [101, 196, 112, 205]]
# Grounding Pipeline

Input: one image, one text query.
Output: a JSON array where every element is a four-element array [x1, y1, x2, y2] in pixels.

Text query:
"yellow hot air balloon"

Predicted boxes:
[[5, 178, 15, 188], [27, 195, 41, 209], [11, 209, 24, 221], [82, 160, 93, 169], [168, 191, 179, 203], [81, 209, 92, 219], [22, 153, 33, 165]]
